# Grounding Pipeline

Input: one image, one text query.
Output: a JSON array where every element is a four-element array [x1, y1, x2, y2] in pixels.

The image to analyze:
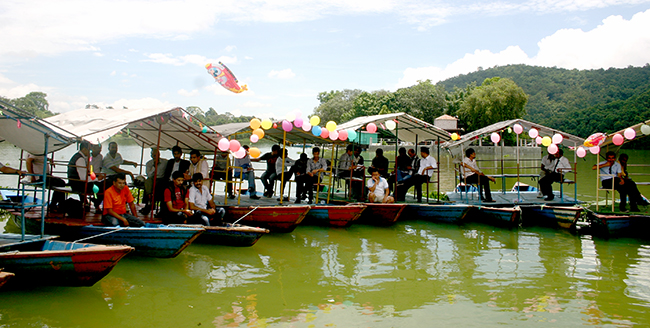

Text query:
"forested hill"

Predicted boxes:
[[436, 64, 650, 137]]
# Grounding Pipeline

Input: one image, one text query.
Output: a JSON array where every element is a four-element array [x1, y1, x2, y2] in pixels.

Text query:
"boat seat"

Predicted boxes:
[[596, 174, 617, 212]]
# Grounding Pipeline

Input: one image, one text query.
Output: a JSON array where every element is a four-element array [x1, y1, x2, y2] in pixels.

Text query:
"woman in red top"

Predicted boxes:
[[159, 171, 193, 224]]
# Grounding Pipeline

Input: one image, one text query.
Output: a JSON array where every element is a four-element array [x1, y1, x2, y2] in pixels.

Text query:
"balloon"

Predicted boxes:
[[367, 123, 377, 133], [348, 129, 358, 141], [218, 138, 230, 151], [309, 116, 321, 126], [451, 133, 459, 141], [385, 120, 396, 130], [250, 118, 261, 130], [205, 62, 248, 93], [547, 143, 558, 155], [338, 130, 348, 141], [261, 119, 273, 130], [302, 122, 312, 132], [584, 132, 606, 147], [249, 147, 261, 158], [229, 139, 241, 152], [294, 110, 302, 118], [535, 136, 543, 145], [320, 129, 329, 139], [312, 126, 322, 136], [326, 121, 337, 132], [528, 128, 538, 139], [250, 134, 259, 143], [576, 147, 587, 158], [234, 148, 246, 159], [641, 124, 650, 135], [612, 133, 624, 146], [285, 112, 296, 122], [202, 126, 208, 133], [624, 128, 636, 140], [294, 118, 303, 128], [92, 184, 99, 195], [282, 120, 293, 132], [541, 136, 552, 147], [490, 132, 500, 144], [589, 146, 600, 154], [253, 128, 265, 139], [273, 123, 277, 129], [90, 172, 96, 180], [329, 130, 339, 140], [552, 133, 563, 144], [513, 124, 523, 134]]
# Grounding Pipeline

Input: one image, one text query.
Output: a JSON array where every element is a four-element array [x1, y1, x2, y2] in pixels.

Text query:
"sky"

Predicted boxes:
[[1, 0, 650, 121]]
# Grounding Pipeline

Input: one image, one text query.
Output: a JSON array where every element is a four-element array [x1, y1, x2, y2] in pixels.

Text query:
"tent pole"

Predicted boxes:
[[327, 142, 335, 203], [150, 123, 163, 218], [280, 131, 287, 205]]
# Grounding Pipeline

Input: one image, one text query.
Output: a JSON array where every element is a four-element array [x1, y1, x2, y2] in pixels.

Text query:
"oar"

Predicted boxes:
[[231, 207, 258, 226], [71, 226, 127, 246]]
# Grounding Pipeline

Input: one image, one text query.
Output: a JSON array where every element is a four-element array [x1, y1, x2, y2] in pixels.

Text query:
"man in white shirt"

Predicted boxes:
[[593, 151, 639, 212], [187, 173, 225, 225], [188, 149, 210, 183], [140, 148, 168, 215], [538, 151, 555, 197], [367, 167, 394, 203], [539, 149, 572, 201], [234, 145, 260, 199], [408, 147, 438, 203], [102, 141, 137, 182], [461, 148, 496, 202]]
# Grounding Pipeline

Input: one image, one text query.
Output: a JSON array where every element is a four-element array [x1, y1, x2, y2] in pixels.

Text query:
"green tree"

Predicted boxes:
[[313, 89, 363, 123], [457, 77, 528, 132], [393, 80, 446, 123], [5, 92, 55, 118]]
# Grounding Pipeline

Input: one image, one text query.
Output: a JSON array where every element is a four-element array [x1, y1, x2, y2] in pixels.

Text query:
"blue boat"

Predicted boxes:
[[473, 206, 522, 227], [402, 204, 473, 224], [0, 236, 133, 287], [521, 205, 584, 229], [75, 224, 204, 258], [586, 210, 650, 238], [170, 224, 269, 247]]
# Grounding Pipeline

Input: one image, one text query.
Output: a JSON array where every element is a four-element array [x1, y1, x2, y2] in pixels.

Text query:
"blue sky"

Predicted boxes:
[[1, 0, 650, 121]]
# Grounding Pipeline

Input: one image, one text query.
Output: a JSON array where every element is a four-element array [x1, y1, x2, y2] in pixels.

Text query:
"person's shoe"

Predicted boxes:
[[537, 194, 545, 198], [294, 199, 301, 204], [307, 199, 313, 204], [544, 196, 554, 201], [228, 194, 236, 199], [264, 193, 273, 198], [250, 194, 261, 200], [139, 204, 151, 215], [483, 199, 496, 203]]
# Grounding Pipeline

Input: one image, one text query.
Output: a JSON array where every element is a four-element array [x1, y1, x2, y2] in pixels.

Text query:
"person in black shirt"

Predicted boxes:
[[370, 148, 389, 179], [252, 144, 281, 197], [293, 153, 309, 203]]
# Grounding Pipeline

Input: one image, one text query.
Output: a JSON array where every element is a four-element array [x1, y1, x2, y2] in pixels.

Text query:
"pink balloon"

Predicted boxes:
[[229, 139, 241, 152], [589, 146, 600, 154], [250, 134, 259, 143], [329, 130, 339, 140], [294, 118, 303, 128], [535, 136, 543, 145], [338, 130, 348, 141], [366, 123, 377, 133], [234, 147, 246, 159], [624, 128, 636, 140], [282, 120, 293, 132], [218, 138, 230, 151], [302, 122, 312, 132], [552, 133, 563, 144], [490, 132, 500, 143], [612, 133, 624, 146], [528, 128, 538, 139], [90, 172, 97, 180], [547, 143, 558, 154], [513, 124, 523, 134], [320, 129, 329, 139], [576, 147, 587, 158]]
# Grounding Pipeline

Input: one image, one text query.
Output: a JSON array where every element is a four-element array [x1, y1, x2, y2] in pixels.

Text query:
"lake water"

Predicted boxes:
[[2, 141, 650, 327]]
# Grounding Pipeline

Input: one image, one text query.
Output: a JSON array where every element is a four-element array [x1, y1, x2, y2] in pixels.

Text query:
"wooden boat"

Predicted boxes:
[[0, 238, 132, 287], [473, 206, 521, 227], [170, 224, 269, 247], [303, 205, 366, 227], [402, 204, 473, 224], [521, 205, 584, 229], [75, 224, 204, 258], [353, 203, 407, 226], [586, 210, 650, 238], [223, 206, 310, 233], [0, 271, 15, 289]]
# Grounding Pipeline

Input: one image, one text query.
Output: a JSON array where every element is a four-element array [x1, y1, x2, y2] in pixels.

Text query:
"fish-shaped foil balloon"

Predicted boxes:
[[206, 62, 248, 94], [584, 132, 606, 148]]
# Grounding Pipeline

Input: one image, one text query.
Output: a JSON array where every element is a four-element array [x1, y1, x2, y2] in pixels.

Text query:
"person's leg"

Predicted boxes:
[[260, 171, 271, 195], [625, 179, 642, 210], [268, 172, 277, 195], [123, 213, 145, 227], [414, 175, 424, 202], [480, 175, 493, 201], [465, 174, 480, 198], [101, 214, 120, 226], [188, 212, 210, 226], [368, 193, 376, 203], [539, 175, 554, 199], [307, 175, 315, 202]]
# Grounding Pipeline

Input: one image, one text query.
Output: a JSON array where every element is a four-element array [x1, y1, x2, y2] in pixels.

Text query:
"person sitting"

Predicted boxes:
[[539, 149, 571, 201], [24, 152, 66, 212], [159, 171, 193, 224], [276, 149, 295, 201], [306, 147, 328, 204], [370, 148, 390, 180], [140, 148, 167, 215], [102, 141, 137, 183], [252, 144, 281, 198], [337, 144, 355, 179], [593, 151, 640, 212], [538, 151, 556, 198], [367, 167, 394, 203], [350, 147, 365, 200], [67, 140, 103, 211], [233, 145, 260, 199], [293, 153, 309, 203], [163, 145, 190, 182], [212, 150, 235, 199], [395, 147, 411, 182], [618, 153, 645, 210], [187, 173, 225, 226], [461, 148, 495, 202], [188, 149, 209, 184], [409, 147, 437, 203], [101, 173, 145, 227]]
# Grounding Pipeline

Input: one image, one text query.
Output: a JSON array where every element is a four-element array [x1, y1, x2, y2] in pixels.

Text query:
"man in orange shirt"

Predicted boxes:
[[102, 173, 145, 227]]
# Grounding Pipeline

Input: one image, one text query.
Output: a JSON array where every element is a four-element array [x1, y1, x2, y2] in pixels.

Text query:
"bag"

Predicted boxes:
[[64, 198, 84, 218]]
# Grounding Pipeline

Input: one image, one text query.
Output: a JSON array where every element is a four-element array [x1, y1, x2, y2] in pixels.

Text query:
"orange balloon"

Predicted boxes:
[[249, 147, 261, 158], [253, 128, 265, 139], [250, 118, 261, 130]]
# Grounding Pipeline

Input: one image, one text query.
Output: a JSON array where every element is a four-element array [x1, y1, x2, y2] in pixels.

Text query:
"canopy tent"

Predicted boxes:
[[0, 100, 76, 155], [45, 107, 224, 152], [211, 122, 347, 146], [598, 118, 650, 149], [336, 112, 451, 144], [441, 119, 585, 149]]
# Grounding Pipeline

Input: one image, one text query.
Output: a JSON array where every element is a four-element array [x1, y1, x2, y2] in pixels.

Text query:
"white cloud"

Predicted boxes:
[[110, 71, 116, 76], [268, 69, 296, 79], [178, 89, 200, 97], [396, 9, 650, 88], [143, 53, 237, 66], [225, 45, 237, 52]]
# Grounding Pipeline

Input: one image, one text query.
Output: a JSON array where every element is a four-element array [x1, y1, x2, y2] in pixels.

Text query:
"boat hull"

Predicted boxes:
[[473, 206, 521, 227], [303, 205, 366, 227], [403, 204, 473, 224], [587, 210, 650, 237], [521, 205, 583, 229], [75, 224, 204, 258], [224, 206, 310, 233], [170, 224, 269, 247], [354, 203, 407, 226], [0, 240, 133, 287]]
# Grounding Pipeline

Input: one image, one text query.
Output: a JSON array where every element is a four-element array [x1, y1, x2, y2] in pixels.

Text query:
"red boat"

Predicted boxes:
[[223, 206, 311, 233], [303, 205, 366, 227], [353, 203, 407, 226]]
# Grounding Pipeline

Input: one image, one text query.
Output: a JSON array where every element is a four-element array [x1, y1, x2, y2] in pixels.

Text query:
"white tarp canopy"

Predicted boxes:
[[0, 100, 76, 155], [336, 112, 451, 143], [441, 119, 585, 149], [45, 107, 225, 152], [598, 118, 650, 148]]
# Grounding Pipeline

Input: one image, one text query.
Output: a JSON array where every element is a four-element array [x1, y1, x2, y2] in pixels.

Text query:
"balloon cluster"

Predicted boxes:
[[518, 125, 567, 156], [217, 136, 261, 160]]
